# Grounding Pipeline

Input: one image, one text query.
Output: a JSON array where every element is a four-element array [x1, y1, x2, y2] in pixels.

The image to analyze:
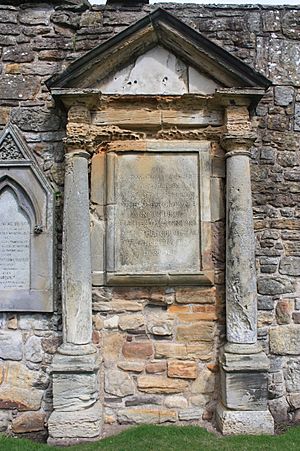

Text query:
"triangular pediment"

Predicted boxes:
[[96, 45, 220, 95], [0, 124, 53, 195], [0, 125, 31, 161], [46, 8, 271, 93]]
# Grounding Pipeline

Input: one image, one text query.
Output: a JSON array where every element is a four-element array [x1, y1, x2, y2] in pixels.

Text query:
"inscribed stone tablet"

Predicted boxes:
[[0, 189, 30, 290], [114, 153, 200, 273]]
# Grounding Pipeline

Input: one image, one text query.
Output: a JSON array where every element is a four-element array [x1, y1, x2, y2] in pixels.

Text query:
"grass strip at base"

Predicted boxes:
[[1, 424, 300, 451]]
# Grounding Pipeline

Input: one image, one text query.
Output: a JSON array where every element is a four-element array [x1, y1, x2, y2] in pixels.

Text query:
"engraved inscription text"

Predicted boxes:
[[0, 189, 30, 290], [115, 153, 200, 273]]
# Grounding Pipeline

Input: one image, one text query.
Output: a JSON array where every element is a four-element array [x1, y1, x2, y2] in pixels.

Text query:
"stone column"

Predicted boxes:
[[48, 106, 102, 445], [217, 106, 274, 435], [60, 150, 95, 354], [224, 134, 258, 351]]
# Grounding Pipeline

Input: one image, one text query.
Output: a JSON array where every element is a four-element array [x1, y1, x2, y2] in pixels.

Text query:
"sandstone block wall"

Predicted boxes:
[[0, 0, 299, 438]]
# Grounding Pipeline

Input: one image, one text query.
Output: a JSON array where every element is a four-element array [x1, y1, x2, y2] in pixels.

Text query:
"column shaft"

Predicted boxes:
[[62, 150, 93, 348], [226, 151, 257, 345]]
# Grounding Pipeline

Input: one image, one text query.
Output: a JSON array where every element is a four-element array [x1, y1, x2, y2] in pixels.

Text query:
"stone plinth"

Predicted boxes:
[[220, 347, 268, 407], [218, 347, 274, 434], [217, 404, 274, 435], [48, 353, 102, 445]]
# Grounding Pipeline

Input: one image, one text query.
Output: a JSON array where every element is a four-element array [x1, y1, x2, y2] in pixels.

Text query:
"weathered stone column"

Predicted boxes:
[[217, 106, 274, 435], [224, 134, 258, 350], [60, 150, 95, 354], [48, 106, 102, 445]]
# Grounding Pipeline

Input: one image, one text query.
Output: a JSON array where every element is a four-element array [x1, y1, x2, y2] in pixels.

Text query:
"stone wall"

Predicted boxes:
[[0, 0, 299, 439]]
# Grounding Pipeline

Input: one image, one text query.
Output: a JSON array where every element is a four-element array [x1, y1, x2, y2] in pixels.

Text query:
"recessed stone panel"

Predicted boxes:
[[115, 153, 200, 274], [105, 141, 213, 286], [96, 46, 220, 95]]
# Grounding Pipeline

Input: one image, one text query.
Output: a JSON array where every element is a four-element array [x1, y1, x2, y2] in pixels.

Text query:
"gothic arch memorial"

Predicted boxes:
[[42, 8, 275, 442], [0, 125, 54, 312]]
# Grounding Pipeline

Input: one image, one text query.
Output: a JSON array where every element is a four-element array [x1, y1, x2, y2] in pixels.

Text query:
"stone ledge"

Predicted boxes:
[[51, 350, 101, 372], [220, 349, 270, 372]]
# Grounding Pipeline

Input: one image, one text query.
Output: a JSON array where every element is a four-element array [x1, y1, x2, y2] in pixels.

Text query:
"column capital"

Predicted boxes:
[[67, 104, 91, 125], [64, 148, 91, 161], [221, 133, 256, 157], [63, 136, 92, 155], [65, 104, 92, 153]]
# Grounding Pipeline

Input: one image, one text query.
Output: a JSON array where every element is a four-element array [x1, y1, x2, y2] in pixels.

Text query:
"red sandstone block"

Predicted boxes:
[[122, 341, 153, 359]]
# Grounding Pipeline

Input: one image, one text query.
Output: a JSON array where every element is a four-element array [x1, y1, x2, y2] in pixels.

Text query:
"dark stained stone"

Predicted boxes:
[[3, 45, 34, 63], [257, 277, 294, 295], [11, 107, 63, 132], [274, 86, 294, 107], [0, 75, 39, 100], [279, 257, 300, 276], [282, 11, 300, 40]]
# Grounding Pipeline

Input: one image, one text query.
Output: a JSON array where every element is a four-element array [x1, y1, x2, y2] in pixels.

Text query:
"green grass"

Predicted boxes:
[[1, 425, 300, 451]]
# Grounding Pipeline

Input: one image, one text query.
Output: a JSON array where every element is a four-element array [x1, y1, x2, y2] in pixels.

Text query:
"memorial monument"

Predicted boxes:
[[0, 0, 299, 444]]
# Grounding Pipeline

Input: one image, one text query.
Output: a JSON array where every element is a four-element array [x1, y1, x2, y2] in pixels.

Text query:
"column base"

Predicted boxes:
[[218, 345, 274, 435], [220, 346, 269, 411], [48, 402, 102, 445], [58, 342, 97, 356], [217, 403, 274, 435], [47, 350, 102, 444]]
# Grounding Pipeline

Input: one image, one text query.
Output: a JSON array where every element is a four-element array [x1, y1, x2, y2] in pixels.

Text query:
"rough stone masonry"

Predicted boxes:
[[0, 0, 299, 444]]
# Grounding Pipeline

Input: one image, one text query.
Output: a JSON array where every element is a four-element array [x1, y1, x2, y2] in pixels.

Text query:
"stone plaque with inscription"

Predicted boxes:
[[0, 125, 54, 311], [105, 141, 213, 286], [116, 153, 200, 272], [0, 190, 30, 290]]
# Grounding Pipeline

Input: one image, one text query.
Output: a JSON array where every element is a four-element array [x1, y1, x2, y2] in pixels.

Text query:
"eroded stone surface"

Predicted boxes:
[[164, 395, 188, 409], [191, 369, 215, 394], [105, 369, 134, 397], [178, 408, 203, 420], [0, 362, 43, 410], [176, 322, 215, 342], [279, 257, 300, 276], [167, 360, 198, 379], [48, 403, 102, 440], [53, 372, 99, 411], [146, 315, 174, 336], [97, 46, 219, 95], [137, 376, 189, 394], [0, 411, 11, 433], [113, 152, 200, 274], [217, 404, 274, 435], [24, 336, 43, 363], [12, 412, 45, 433], [176, 287, 216, 304], [119, 314, 144, 331], [122, 342, 154, 360], [0, 331, 22, 360], [270, 326, 300, 355], [117, 407, 177, 424], [284, 360, 300, 392]]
